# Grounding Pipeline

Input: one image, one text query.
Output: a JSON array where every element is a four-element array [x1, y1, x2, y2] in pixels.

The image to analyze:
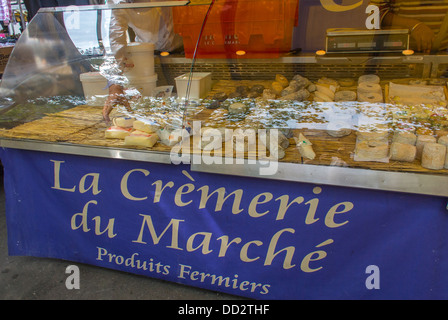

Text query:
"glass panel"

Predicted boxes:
[[182, 0, 448, 176], [0, 0, 447, 182], [0, 2, 194, 149]]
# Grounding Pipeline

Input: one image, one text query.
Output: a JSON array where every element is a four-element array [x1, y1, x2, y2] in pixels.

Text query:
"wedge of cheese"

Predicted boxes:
[[315, 84, 335, 100], [295, 133, 316, 160], [133, 120, 159, 133], [124, 130, 159, 147], [105, 126, 132, 139]]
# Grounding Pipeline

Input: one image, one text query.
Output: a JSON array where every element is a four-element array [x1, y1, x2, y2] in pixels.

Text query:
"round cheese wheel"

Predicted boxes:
[[357, 92, 383, 103], [421, 142, 446, 170], [335, 90, 356, 102], [390, 142, 416, 162], [358, 74, 380, 84], [357, 82, 382, 94]]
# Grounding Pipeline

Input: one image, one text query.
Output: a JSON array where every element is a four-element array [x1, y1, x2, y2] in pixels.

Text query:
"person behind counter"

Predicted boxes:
[[370, 0, 448, 54], [102, 0, 183, 123]]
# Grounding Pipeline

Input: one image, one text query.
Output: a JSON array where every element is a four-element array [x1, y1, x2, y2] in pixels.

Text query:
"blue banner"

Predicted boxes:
[[1, 147, 448, 299]]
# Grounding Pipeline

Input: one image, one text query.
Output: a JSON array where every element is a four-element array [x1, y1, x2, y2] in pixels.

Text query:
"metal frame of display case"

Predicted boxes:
[[0, 138, 173, 164]]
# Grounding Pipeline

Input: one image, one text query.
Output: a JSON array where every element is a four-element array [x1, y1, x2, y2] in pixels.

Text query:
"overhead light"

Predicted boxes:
[[236, 50, 246, 56], [402, 49, 414, 56], [160, 51, 170, 57], [316, 50, 326, 56]]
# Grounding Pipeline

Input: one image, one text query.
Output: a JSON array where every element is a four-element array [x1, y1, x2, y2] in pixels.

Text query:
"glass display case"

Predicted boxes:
[[1, 0, 448, 196]]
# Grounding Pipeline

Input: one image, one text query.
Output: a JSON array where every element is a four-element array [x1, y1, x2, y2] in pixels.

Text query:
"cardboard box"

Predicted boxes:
[[0, 45, 13, 75], [175, 72, 212, 99]]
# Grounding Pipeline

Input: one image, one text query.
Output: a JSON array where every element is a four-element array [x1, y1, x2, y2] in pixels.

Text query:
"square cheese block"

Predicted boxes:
[[124, 130, 159, 147], [354, 140, 389, 162], [356, 131, 389, 145], [105, 126, 132, 139], [133, 120, 159, 133]]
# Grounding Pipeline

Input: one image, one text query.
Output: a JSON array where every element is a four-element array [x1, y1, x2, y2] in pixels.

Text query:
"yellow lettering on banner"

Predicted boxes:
[[51, 160, 76, 192], [92, 216, 117, 238], [71, 200, 117, 238], [217, 235, 242, 257], [301, 250, 327, 273], [79, 173, 101, 195], [325, 201, 354, 228], [71, 200, 95, 232], [133, 214, 184, 250], [304, 198, 320, 225], [275, 195, 304, 221], [301, 239, 334, 273], [152, 180, 174, 203], [197, 186, 244, 214], [240, 240, 263, 262], [120, 169, 149, 201], [304, 187, 322, 225], [51, 160, 102, 195], [264, 228, 296, 269], [320, 0, 363, 12], [186, 232, 213, 254], [248, 192, 273, 218], [175, 183, 195, 207]]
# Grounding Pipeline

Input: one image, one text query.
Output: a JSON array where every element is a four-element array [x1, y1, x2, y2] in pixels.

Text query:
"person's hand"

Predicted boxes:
[[102, 84, 131, 123], [411, 22, 435, 53], [120, 57, 134, 72]]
